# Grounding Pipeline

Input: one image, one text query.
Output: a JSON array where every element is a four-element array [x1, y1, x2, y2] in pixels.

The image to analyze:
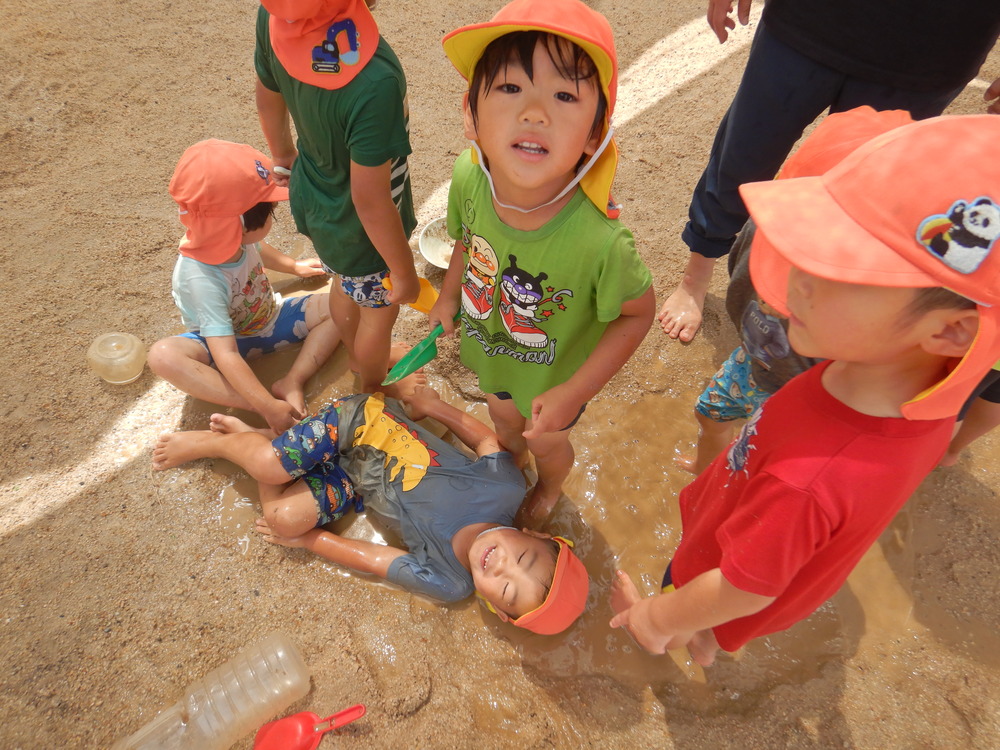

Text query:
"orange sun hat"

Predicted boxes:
[[443, 0, 620, 217], [742, 114, 1000, 420], [169, 139, 289, 265], [510, 536, 589, 635], [262, 0, 379, 90]]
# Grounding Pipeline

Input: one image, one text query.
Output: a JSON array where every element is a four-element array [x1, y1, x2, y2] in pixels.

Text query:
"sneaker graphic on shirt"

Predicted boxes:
[[498, 256, 549, 348], [461, 235, 499, 320]]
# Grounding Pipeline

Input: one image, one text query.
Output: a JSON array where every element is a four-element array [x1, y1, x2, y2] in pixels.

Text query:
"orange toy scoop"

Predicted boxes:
[[254, 704, 366, 750]]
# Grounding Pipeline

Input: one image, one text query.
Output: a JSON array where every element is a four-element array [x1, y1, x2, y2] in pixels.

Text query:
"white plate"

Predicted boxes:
[[418, 217, 453, 269]]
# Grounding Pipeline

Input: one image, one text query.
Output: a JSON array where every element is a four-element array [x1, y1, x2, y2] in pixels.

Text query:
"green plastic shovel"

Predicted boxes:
[[381, 313, 460, 386]]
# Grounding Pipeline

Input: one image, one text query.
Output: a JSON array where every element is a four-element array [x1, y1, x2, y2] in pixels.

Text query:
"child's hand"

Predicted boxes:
[[262, 399, 302, 434], [385, 270, 420, 307], [428, 296, 460, 336], [293, 258, 326, 278], [271, 155, 296, 187], [401, 384, 441, 421], [255, 518, 308, 548], [523, 383, 585, 439], [609, 594, 695, 655]]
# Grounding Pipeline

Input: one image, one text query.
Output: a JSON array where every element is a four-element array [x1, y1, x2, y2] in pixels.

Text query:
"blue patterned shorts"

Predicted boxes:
[[695, 346, 771, 423], [179, 294, 313, 364], [271, 398, 363, 525], [322, 264, 391, 308]]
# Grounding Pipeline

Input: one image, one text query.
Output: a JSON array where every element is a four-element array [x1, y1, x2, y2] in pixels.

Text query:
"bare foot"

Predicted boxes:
[[514, 482, 562, 528], [938, 451, 961, 468], [389, 341, 413, 365], [152, 430, 221, 470], [209, 413, 274, 438], [673, 453, 699, 475], [384, 367, 428, 401], [658, 255, 716, 342], [688, 629, 721, 666], [271, 377, 306, 416], [658, 283, 706, 342]]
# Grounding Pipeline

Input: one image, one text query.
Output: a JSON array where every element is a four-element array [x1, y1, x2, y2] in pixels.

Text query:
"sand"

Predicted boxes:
[[2, 1, 999, 747]]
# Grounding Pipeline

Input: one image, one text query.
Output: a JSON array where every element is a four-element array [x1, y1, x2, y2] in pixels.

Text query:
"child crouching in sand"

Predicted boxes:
[[611, 115, 1000, 665], [153, 384, 589, 635]]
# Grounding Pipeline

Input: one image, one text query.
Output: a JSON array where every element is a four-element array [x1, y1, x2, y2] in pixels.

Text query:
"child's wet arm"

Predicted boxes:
[[258, 242, 297, 274], [428, 242, 465, 334], [564, 286, 655, 402], [304, 529, 407, 579], [206, 337, 297, 431], [410, 395, 501, 457], [255, 78, 295, 165], [646, 568, 775, 635]]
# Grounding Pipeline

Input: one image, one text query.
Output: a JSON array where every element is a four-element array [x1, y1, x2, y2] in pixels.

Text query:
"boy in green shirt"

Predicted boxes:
[[429, 0, 655, 525]]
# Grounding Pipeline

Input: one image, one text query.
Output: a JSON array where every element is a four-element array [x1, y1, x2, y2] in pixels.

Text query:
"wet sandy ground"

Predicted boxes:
[[2, 1, 999, 747]]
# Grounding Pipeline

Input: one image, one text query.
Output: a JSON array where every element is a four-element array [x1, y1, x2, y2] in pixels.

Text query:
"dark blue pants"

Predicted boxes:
[[683, 22, 965, 260]]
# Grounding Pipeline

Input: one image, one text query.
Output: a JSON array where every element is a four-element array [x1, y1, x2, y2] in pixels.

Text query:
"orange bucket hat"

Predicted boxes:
[[509, 536, 589, 635], [169, 139, 289, 265], [742, 114, 1000, 420], [262, 0, 379, 90], [442, 0, 620, 217]]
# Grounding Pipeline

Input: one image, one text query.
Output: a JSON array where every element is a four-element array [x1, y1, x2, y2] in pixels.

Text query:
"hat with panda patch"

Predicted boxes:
[[742, 114, 1000, 420]]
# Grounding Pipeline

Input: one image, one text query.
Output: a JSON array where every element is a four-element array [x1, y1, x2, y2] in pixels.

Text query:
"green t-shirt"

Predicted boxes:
[[255, 7, 417, 276], [447, 150, 652, 416]]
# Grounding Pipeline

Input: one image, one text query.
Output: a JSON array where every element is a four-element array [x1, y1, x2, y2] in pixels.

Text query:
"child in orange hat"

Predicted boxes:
[[148, 139, 340, 434], [254, 0, 420, 396], [679, 107, 915, 475], [430, 0, 655, 526], [153, 384, 589, 635], [611, 114, 1000, 665]]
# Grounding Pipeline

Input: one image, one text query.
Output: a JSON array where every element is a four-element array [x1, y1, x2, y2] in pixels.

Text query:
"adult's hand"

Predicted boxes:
[[707, 0, 754, 44]]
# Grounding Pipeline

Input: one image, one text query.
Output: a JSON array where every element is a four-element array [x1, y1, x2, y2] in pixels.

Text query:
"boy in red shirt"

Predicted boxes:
[[610, 114, 1000, 665]]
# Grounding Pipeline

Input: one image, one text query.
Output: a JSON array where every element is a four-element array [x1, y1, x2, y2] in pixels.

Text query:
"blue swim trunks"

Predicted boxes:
[[322, 263, 391, 309], [179, 294, 313, 365], [695, 346, 772, 423], [271, 398, 363, 526]]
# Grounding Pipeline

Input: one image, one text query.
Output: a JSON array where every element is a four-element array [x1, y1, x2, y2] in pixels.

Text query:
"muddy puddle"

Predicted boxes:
[[175, 274, 959, 711]]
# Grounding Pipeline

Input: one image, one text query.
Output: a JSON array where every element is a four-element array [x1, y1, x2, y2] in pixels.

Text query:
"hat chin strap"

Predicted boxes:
[[471, 125, 615, 214]]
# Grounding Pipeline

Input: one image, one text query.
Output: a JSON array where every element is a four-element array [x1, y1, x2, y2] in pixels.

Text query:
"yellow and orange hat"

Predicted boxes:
[[169, 139, 288, 265], [509, 536, 589, 635], [442, 0, 620, 217], [262, 0, 378, 90], [742, 114, 1000, 420]]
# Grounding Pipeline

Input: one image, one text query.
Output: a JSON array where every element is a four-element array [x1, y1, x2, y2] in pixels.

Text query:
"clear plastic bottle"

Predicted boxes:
[[111, 633, 311, 750]]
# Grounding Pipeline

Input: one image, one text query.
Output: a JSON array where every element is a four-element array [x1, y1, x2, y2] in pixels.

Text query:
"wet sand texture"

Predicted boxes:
[[2, 1, 999, 747]]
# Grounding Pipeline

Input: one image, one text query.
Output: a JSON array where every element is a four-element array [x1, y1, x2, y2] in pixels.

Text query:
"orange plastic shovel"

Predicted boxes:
[[253, 704, 366, 750]]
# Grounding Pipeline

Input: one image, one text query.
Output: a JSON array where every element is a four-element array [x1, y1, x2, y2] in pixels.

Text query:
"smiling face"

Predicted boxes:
[[464, 34, 603, 209], [468, 527, 558, 620]]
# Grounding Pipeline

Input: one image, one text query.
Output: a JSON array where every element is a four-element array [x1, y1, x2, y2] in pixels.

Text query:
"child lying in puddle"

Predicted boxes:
[[152, 384, 589, 635]]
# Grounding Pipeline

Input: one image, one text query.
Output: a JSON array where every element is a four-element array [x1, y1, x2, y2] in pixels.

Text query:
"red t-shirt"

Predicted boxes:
[[673, 361, 954, 652]]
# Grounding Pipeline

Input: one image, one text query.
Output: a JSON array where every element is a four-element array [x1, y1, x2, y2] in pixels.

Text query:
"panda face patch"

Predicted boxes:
[[917, 196, 1000, 275]]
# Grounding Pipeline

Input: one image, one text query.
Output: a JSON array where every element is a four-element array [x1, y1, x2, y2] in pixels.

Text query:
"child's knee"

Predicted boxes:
[[148, 337, 196, 377], [264, 502, 318, 537]]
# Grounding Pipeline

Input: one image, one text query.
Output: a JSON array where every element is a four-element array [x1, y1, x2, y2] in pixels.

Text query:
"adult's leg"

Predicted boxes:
[[831, 77, 965, 120], [660, 23, 844, 341]]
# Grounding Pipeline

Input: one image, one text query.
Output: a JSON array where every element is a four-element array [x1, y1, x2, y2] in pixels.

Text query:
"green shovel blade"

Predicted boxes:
[[381, 313, 460, 386]]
